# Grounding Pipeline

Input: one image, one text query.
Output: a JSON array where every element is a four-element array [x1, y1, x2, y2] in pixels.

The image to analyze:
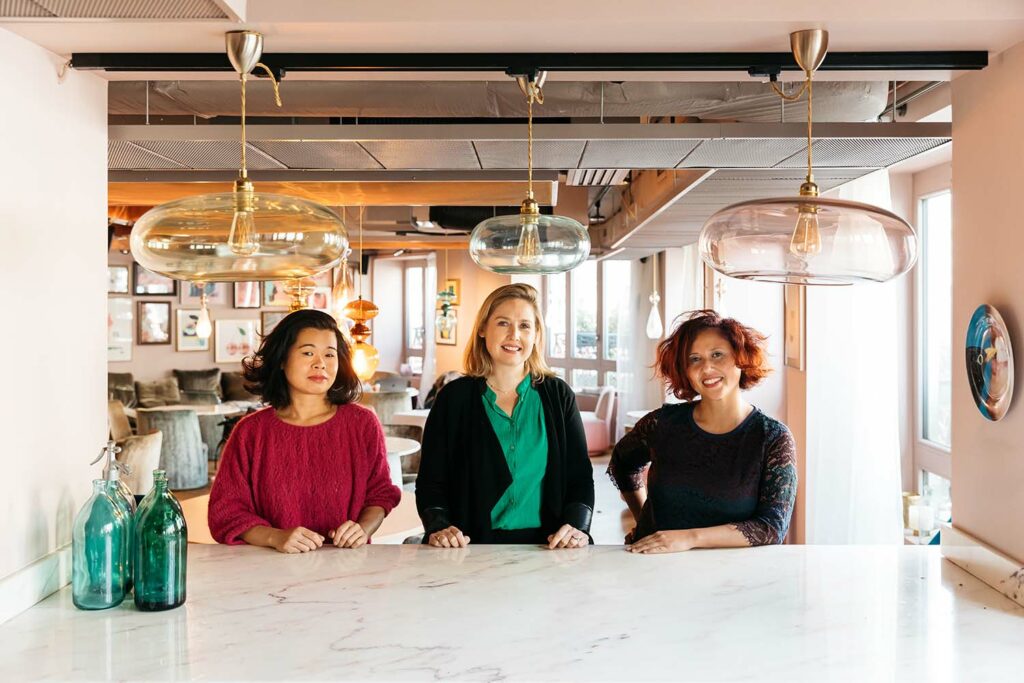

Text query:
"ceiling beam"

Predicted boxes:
[[108, 180, 557, 207], [589, 170, 714, 251]]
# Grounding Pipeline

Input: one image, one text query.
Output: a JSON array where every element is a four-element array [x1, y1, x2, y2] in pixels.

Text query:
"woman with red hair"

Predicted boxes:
[[608, 309, 797, 554]]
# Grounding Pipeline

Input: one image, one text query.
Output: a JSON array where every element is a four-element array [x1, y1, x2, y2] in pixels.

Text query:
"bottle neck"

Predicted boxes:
[[91, 479, 107, 494]]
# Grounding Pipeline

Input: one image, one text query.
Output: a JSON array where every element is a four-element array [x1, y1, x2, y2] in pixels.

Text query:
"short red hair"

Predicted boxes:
[[656, 309, 771, 400]]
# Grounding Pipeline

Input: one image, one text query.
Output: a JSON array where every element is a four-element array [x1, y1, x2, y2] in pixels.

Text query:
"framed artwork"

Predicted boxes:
[[783, 285, 805, 371], [261, 311, 288, 336], [137, 301, 171, 345], [263, 281, 291, 308], [180, 282, 228, 306], [107, 297, 133, 361], [435, 308, 457, 346], [234, 281, 261, 309], [176, 308, 210, 352], [215, 319, 259, 363], [444, 278, 461, 306], [107, 266, 130, 294], [133, 263, 177, 296], [310, 287, 332, 312]]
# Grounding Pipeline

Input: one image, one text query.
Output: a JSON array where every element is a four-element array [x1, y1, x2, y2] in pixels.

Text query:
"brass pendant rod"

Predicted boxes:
[[806, 74, 813, 184], [239, 72, 247, 179], [358, 206, 364, 299], [527, 88, 533, 199]]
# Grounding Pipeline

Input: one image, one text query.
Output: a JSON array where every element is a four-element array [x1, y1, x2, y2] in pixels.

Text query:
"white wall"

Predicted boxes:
[[0, 28, 107, 623]]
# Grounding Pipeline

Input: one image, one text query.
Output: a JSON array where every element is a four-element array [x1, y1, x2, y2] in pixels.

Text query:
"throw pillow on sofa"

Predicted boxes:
[[108, 372, 137, 408], [135, 378, 181, 408], [221, 371, 259, 401], [173, 368, 222, 398]]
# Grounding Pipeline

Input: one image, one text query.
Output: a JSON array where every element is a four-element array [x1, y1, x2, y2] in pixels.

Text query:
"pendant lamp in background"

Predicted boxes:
[[435, 248, 458, 339], [344, 208, 380, 381], [130, 31, 348, 284], [645, 252, 663, 340], [331, 246, 355, 327], [195, 290, 213, 340], [698, 30, 917, 285], [469, 71, 590, 273]]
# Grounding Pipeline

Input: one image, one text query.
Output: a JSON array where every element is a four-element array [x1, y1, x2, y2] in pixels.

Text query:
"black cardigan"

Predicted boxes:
[[415, 375, 595, 542]]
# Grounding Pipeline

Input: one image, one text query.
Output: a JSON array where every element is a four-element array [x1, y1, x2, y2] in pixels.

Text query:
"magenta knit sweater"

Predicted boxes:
[[208, 403, 402, 544]]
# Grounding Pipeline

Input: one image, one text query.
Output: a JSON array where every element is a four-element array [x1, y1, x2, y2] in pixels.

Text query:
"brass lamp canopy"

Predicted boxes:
[[697, 28, 917, 286], [130, 31, 348, 284]]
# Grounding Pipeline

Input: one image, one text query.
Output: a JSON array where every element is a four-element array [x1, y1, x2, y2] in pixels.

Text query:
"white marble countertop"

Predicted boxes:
[[3, 544, 1023, 681]]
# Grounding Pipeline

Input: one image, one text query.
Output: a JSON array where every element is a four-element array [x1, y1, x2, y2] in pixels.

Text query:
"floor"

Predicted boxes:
[[176, 453, 630, 545]]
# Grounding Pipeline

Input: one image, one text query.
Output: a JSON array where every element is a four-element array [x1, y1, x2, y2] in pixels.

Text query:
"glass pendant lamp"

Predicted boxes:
[[130, 31, 348, 284], [470, 72, 590, 273], [435, 248, 458, 338], [645, 252, 664, 340], [344, 208, 380, 381], [698, 30, 917, 285]]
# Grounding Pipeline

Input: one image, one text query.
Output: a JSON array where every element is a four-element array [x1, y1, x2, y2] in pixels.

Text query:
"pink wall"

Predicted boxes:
[[952, 39, 1024, 563]]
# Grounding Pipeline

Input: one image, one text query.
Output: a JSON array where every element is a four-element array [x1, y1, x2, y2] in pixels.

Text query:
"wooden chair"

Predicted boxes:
[[108, 400, 133, 443], [116, 430, 163, 497]]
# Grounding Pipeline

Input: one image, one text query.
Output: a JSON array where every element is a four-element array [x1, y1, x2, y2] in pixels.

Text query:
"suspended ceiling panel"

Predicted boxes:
[[108, 122, 951, 174], [0, 0, 228, 18], [624, 168, 873, 249], [251, 140, 382, 170], [108, 139, 185, 169]]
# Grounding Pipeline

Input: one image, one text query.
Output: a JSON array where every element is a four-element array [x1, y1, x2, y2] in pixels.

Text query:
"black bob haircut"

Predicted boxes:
[[242, 309, 361, 409]]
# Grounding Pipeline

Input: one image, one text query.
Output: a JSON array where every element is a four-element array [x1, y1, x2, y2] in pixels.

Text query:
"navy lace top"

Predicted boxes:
[[608, 402, 797, 545]]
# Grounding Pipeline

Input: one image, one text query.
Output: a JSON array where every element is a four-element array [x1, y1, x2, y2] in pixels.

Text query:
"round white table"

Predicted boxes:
[[385, 436, 420, 488], [623, 408, 656, 432], [392, 408, 430, 431]]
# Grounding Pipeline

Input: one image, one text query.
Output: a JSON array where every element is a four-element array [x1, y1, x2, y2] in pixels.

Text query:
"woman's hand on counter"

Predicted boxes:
[[268, 527, 325, 554], [626, 529, 695, 554], [329, 521, 368, 548], [428, 526, 471, 548], [547, 524, 588, 549]]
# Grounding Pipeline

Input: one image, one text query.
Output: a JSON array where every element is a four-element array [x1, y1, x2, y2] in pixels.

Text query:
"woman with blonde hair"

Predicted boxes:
[[416, 283, 594, 548]]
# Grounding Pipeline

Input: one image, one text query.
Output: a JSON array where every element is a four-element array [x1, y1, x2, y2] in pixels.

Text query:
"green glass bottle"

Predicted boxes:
[[72, 480, 128, 610], [134, 470, 188, 611], [104, 481, 134, 593], [94, 440, 136, 592]]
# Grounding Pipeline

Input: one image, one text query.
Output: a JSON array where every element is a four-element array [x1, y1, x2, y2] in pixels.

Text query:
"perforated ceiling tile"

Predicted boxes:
[[579, 139, 700, 169], [0, 1, 52, 16], [775, 137, 949, 168], [680, 138, 808, 168], [108, 140, 186, 170], [251, 141, 381, 170], [9, 0, 227, 18], [360, 140, 480, 170], [474, 140, 585, 170], [132, 140, 285, 170]]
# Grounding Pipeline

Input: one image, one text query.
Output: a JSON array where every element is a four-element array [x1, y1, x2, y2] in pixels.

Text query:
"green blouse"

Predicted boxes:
[[482, 375, 548, 530]]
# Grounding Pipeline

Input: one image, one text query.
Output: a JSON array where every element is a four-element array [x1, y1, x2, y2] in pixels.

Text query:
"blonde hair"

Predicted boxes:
[[463, 283, 555, 381]]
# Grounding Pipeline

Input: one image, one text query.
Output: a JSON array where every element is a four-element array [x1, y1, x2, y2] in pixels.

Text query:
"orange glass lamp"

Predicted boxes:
[[345, 299, 380, 381]]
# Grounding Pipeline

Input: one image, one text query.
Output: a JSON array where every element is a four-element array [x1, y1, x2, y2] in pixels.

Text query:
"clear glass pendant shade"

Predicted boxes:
[[699, 196, 918, 285], [470, 211, 590, 274], [130, 192, 348, 282]]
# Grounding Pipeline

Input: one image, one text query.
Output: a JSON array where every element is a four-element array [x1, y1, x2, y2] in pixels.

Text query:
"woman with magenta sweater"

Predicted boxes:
[[208, 310, 401, 553]]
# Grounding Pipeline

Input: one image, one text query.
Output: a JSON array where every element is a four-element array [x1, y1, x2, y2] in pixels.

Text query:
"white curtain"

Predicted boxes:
[[615, 257, 665, 440], [419, 254, 438, 406], [805, 169, 904, 544]]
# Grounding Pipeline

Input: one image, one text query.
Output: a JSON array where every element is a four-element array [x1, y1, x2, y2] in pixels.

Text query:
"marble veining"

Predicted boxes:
[[2, 544, 1023, 681]]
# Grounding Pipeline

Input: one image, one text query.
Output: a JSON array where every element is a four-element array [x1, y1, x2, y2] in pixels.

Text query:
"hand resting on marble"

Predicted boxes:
[[428, 525, 471, 548]]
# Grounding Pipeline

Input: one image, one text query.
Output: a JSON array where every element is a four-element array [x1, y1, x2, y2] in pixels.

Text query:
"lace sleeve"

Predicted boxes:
[[734, 425, 798, 546], [606, 409, 660, 491]]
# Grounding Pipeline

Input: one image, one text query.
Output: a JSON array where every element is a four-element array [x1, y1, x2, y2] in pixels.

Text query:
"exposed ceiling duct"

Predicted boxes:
[[109, 80, 890, 123]]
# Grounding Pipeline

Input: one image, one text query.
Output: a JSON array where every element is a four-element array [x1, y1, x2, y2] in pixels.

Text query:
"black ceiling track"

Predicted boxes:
[[70, 51, 988, 76]]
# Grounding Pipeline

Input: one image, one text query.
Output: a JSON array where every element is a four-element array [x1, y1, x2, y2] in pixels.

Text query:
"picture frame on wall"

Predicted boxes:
[[137, 301, 171, 345], [310, 287, 332, 312], [435, 308, 457, 346], [215, 319, 259, 363], [261, 310, 288, 336], [176, 308, 211, 352], [133, 263, 177, 296], [107, 297, 133, 361], [234, 281, 261, 309], [180, 282, 229, 306], [107, 266, 130, 294], [783, 284, 805, 371], [263, 281, 291, 308]]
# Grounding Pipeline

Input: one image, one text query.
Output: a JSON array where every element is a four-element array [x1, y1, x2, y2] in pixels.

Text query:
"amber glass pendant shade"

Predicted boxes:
[[350, 341, 380, 381], [130, 193, 348, 282]]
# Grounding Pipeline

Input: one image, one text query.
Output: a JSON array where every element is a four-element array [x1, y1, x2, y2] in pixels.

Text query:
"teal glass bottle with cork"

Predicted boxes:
[[93, 440, 135, 592], [133, 469, 188, 611]]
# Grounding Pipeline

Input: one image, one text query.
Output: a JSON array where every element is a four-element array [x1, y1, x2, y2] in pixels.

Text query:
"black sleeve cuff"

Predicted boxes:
[[563, 502, 594, 535], [420, 506, 452, 535]]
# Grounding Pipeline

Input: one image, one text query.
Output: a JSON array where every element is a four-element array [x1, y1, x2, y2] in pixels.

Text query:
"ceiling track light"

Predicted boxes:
[[698, 29, 918, 286]]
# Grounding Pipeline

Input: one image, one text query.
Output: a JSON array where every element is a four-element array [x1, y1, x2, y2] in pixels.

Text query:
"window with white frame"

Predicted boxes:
[[543, 260, 632, 390], [403, 262, 426, 374], [915, 189, 952, 521]]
